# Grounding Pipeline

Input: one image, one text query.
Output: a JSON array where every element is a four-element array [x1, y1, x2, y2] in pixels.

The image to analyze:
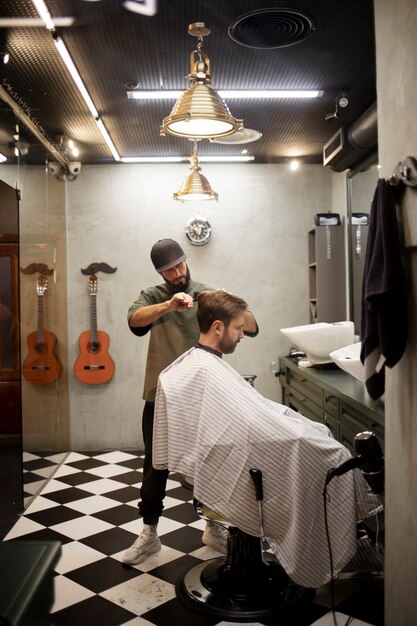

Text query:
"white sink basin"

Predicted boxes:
[[280, 321, 355, 365], [329, 341, 365, 383]]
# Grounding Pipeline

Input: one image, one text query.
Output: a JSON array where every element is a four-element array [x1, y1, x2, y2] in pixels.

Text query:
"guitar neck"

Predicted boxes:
[[37, 293, 45, 344], [90, 293, 98, 344]]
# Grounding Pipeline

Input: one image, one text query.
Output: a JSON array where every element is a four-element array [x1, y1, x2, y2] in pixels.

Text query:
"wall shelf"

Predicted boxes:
[[308, 224, 346, 322]]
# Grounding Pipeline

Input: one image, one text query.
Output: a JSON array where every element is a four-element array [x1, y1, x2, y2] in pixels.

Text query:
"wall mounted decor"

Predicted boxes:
[[185, 215, 212, 246], [74, 274, 115, 385], [22, 275, 62, 384]]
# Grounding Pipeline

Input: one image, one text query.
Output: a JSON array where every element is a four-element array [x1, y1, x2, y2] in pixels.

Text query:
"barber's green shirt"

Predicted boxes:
[[128, 280, 211, 402]]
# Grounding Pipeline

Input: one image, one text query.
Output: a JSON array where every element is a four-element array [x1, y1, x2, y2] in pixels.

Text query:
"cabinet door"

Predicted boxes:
[[284, 387, 324, 423], [287, 368, 324, 406], [324, 412, 340, 440], [324, 391, 339, 417]]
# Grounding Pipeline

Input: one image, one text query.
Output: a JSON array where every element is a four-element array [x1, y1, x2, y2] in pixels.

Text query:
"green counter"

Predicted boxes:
[[279, 356, 384, 453]]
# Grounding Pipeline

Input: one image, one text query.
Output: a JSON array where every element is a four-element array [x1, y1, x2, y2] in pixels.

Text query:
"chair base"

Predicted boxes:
[[176, 555, 314, 621]]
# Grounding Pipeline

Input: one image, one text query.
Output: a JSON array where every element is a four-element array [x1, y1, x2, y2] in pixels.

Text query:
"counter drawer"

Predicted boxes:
[[340, 424, 356, 455], [324, 392, 339, 418], [324, 412, 340, 440], [288, 368, 323, 407], [340, 402, 384, 449], [284, 388, 324, 423]]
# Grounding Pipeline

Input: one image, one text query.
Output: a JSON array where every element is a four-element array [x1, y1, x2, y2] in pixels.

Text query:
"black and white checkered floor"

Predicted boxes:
[[5, 451, 383, 626]]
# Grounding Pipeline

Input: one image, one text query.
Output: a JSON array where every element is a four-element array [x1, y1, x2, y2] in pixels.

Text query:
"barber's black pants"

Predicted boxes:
[[138, 401, 169, 525]]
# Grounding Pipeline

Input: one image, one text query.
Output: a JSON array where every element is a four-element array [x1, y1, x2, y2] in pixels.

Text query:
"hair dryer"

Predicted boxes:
[[326, 431, 384, 496]]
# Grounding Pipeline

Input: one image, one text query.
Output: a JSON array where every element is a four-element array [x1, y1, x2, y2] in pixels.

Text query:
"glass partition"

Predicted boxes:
[[0, 114, 69, 514], [347, 154, 379, 333]]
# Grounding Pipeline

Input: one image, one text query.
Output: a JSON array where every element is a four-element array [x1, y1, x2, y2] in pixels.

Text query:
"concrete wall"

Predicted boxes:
[[374, 0, 417, 623], [66, 162, 333, 449]]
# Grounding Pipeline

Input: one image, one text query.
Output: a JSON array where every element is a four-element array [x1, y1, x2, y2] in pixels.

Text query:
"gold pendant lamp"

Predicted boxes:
[[161, 23, 242, 139], [173, 141, 218, 202]]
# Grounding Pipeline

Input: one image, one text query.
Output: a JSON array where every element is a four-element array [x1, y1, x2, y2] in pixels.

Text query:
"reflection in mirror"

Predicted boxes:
[[0, 109, 69, 528], [347, 153, 379, 333], [0, 176, 22, 537]]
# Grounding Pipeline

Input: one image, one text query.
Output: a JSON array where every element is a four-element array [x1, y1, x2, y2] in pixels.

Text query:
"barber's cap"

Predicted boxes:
[[150, 239, 187, 272]]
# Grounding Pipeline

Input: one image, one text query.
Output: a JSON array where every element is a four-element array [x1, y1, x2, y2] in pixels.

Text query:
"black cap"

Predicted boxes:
[[150, 239, 187, 272]]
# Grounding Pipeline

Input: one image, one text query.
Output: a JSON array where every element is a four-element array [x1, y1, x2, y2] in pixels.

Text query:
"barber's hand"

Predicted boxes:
[[168, 292, 194, 312]]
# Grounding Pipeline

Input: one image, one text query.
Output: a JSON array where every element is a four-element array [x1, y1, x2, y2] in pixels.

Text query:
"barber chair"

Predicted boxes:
[[177, 431, 385, 621], [176, 470, 315, 622]]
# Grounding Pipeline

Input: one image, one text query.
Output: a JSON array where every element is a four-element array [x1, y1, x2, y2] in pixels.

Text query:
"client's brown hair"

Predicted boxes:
[[197, 290, 248, 333]]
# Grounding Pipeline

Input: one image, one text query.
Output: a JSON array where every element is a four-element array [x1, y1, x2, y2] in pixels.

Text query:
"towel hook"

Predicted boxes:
[[385, 156, 417, 187]]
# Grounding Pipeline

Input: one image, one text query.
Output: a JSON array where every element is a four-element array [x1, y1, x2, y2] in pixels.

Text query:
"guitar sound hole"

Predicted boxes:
[[36, 342, 47, 353], [89, 342, 99, 353]]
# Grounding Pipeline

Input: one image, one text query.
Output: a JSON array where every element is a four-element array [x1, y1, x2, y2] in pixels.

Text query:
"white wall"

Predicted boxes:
[[66, 162, 333, 449], [374, 0, 417, 623]]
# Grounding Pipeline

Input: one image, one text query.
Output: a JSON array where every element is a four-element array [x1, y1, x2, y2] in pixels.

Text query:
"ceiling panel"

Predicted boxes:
[[0, 0, 376, 166]]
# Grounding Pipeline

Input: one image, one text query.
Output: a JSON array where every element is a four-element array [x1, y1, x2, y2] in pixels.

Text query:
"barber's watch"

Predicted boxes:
[[185, 216, 212, 246]]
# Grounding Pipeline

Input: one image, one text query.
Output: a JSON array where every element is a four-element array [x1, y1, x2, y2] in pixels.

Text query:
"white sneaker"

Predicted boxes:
[[123, 524, 161, 565], [202, 521, 228, 554]]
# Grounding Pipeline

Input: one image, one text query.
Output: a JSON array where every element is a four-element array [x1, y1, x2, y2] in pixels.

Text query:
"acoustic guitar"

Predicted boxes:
[[74, 274, 115, 384], [22, 275, 62, 384]]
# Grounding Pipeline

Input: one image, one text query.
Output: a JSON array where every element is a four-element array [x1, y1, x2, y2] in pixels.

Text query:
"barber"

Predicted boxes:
[[123, 239, 258, 565]]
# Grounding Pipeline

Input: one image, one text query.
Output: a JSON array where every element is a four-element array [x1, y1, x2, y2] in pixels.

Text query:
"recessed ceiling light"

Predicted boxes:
[[125, 80, 140, 90]]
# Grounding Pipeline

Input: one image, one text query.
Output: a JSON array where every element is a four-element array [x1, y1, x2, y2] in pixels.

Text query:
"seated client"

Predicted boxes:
[[153, 289, 376, 589]]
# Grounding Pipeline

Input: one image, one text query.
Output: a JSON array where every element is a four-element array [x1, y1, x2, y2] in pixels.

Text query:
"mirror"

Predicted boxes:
[[0, 109, 69, 522], [347, 153, 379, 333]]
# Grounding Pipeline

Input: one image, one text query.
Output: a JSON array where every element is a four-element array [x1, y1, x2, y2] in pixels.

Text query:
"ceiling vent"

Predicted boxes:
[[323, 128, 346, 167], [228, 9, 315, 49], [323, 102, 378, 171]]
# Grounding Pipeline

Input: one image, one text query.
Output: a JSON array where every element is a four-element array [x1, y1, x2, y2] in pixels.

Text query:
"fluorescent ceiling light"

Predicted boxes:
[[0, 17, 74, 27], [96, 118, 120, 162], [198, 156, 254, 162], [55, 37, 120, 159], [54, 37, 99, 118], [128, 89, 324, 100], [31, 0, 120, 162], [122, 0, 157, 16], [120, 155, 254, 163], [31, 0, 58, 29], [0, 152, 7, 163], [121, 157, 184, 163]]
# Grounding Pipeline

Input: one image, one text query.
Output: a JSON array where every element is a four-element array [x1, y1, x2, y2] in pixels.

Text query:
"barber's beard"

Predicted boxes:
[[165, 267, 190, 293]]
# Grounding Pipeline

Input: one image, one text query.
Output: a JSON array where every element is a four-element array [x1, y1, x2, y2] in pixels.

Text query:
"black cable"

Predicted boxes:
[[323, 469, 356, 626], [323, 469, 338, 626]]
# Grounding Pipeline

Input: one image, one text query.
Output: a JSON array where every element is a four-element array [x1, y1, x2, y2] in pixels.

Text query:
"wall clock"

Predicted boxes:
[[185, 216, 212, 246]]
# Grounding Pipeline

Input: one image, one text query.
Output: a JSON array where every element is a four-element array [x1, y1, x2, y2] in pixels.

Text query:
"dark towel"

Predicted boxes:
[[360, 178, 407, 400]]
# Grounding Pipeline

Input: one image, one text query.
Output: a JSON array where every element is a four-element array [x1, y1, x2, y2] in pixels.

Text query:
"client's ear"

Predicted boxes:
[[212, 320, 224, 335]]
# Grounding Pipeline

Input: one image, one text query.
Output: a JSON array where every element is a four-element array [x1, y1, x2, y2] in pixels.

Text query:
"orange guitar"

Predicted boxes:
[[74, 274, 115, 384], [22, 275, 62, 384]]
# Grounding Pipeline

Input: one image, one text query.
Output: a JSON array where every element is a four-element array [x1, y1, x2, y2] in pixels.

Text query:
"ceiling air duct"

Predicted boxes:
[[323, 102, 377, 171]]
